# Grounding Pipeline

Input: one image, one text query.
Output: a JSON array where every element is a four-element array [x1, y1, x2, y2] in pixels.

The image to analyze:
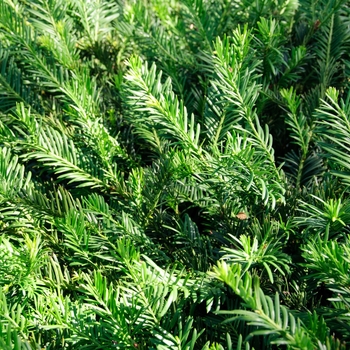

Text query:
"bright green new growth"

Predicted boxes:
[[0, 0, 350, 348]]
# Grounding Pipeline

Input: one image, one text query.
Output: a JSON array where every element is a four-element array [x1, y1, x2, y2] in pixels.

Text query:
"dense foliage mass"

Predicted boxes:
[[1, 0, 350, 348]]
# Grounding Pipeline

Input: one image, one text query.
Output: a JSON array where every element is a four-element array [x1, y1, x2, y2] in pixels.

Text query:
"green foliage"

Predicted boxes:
[[1, 0, 350, 348]]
